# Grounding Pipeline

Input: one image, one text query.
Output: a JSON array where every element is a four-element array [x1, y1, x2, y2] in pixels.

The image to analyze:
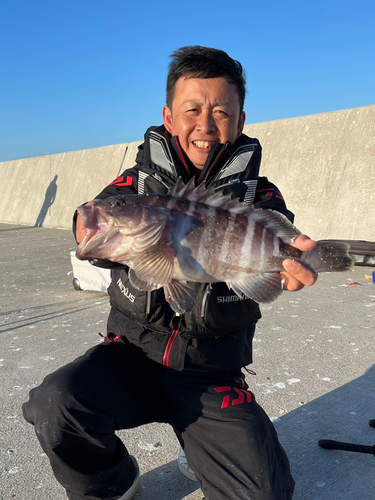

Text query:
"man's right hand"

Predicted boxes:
[[281, 235, 318, 291]]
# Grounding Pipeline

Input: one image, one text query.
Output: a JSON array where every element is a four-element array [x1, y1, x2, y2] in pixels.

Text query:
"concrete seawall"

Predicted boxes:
[[243, 105, 374, 240], [1, 105, 374, 240]]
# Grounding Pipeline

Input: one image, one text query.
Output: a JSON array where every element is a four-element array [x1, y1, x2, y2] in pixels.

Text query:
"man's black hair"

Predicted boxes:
[[166, 45, 247, 112]]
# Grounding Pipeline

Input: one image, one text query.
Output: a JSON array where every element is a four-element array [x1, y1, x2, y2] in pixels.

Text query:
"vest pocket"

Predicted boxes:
[[108, 269, 151, 323], [180, 282, 261, 339], [108, 269, 175, 331]]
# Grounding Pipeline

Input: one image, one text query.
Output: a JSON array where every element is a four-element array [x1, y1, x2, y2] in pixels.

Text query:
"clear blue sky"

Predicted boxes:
[[1, 0, 374, 161]]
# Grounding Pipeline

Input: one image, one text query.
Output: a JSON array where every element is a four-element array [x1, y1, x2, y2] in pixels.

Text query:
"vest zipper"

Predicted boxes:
[[152, 173, 173, 191], [213, 178, 241, 191], [201, 284, 213, 317], [146, 291, 151, 316]]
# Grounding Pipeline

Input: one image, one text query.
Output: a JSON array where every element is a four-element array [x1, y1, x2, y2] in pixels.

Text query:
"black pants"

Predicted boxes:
[[22, 341, 295, 500]]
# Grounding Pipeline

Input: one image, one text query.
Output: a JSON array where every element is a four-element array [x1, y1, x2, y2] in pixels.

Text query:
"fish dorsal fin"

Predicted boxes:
[[169, 178, 300, 242], [168, 177, 197, 198], [168, 177, 250, 214], [248, 209, 301, 244]]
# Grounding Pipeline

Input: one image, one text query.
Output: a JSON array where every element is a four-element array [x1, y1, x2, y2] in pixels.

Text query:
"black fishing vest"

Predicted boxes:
[[105, 125, 262, 340]]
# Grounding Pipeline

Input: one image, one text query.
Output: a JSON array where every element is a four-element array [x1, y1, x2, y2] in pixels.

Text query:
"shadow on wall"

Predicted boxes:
[[35, 175, 58, 227], [275, 364, 375, 500]]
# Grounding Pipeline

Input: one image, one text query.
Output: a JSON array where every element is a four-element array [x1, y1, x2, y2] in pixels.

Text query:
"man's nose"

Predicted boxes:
[[196, 111, 217, 134]]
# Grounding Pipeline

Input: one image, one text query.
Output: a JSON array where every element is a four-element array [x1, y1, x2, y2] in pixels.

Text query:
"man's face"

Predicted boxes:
[[163, 77, 246, 170]]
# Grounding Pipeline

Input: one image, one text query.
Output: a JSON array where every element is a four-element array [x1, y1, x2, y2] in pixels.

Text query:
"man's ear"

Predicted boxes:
[[163, 105, 173, 134], [236, 112, 246, 140]]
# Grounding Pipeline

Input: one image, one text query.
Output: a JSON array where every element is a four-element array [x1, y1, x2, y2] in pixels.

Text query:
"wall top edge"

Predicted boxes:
[[2, 105, 373, 164], [245, 104, 375, 128]]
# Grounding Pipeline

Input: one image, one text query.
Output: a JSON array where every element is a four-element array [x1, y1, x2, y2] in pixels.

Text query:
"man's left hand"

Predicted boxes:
[[281, 235, 318, 291]]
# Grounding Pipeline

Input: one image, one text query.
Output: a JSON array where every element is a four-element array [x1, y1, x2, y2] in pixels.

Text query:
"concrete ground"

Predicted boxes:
[[1, 223, 374, 500]]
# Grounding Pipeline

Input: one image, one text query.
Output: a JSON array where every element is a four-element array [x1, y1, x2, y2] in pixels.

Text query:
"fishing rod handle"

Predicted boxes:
[[318, 439, 375, 455]]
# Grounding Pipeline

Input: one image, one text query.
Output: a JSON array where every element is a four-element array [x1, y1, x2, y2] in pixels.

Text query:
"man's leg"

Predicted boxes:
[[166, 371, 295, 500], [23, 341, 167, 500]]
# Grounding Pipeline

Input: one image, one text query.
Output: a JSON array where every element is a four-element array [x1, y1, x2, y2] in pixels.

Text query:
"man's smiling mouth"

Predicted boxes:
[[192, 141, 215, 149]]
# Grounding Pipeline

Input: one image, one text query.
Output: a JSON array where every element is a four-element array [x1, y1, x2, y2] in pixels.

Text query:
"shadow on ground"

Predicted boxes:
[[275, 364, 375, 500], [134, 461, 200, 499]]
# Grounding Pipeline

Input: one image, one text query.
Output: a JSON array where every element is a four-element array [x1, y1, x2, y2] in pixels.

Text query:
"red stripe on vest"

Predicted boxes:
[[163, 329, 179, 367], [108, 175, 133, 187]]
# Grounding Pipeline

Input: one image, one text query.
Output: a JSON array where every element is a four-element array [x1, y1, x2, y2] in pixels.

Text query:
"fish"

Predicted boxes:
[[76, 178, 353, 314]]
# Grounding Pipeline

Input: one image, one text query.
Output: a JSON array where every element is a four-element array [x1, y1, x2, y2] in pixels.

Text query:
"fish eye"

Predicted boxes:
[[111, 200, 124, 208]]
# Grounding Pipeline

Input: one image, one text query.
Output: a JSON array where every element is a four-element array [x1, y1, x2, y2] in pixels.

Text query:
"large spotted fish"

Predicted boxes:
[[76, 178, 352, 313]]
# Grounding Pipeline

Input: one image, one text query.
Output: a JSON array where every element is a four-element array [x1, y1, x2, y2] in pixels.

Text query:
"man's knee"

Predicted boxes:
[[22, 365, 81, 446], [23, 357, 119, 449]]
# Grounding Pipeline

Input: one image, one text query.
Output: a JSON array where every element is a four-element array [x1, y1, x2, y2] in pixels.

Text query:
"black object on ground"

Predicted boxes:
[[319, 420, 375, 457]]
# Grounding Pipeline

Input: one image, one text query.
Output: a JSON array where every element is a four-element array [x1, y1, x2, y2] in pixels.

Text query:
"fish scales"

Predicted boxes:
[[173, 200, 211, 281], [199, 205, 230, 269], [171, 202, 226, 281], [240, 217, 256, 269], [220, 215, 237, 267], [179, 209, 247, 280], [172, 201, 273, 282], [76, 177, 353, 313], [192, 206, 218, 277], [214, 213, 249, 275], [240, 222, 268, 271], [174, 204, 287, 282]]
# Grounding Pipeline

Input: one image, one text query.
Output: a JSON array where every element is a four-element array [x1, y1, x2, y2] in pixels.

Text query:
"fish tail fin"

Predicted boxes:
[[301, 241, 353, 272]]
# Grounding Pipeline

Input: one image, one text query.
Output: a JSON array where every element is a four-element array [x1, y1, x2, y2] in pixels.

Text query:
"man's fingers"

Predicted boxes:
[[281, 262, 318, 290], [280, 272, 303, 292], [280, 234, 318, 291], [282, 258, 317, 285], [290, 234, 317, 252]]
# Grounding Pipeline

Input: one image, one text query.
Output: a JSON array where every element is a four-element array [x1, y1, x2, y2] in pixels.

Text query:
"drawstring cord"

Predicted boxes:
[[244, 367, 257, 376]]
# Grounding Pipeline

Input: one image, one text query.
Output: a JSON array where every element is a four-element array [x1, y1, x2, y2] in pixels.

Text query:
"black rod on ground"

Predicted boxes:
[[318, 439, 375, 456]]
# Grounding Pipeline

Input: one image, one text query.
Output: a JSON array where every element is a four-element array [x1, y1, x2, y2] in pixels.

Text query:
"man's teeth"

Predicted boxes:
[[193, 141, 213, 149]]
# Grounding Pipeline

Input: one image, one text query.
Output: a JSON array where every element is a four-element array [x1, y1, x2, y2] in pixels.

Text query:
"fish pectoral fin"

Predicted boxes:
[[128, 269, 161, 292], [132, 221, 167, 253], [163, 280, 197, 314], [133, 245, 175, 285], [228, 272, 284, 304]]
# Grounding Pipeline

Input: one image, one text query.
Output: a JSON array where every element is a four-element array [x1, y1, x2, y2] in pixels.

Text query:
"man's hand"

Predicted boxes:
[[281, 235, 318, 291]]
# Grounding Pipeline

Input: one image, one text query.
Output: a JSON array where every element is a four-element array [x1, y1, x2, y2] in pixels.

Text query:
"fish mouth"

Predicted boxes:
[[76, 224, 119, 259], [76, 204, 117, 259]]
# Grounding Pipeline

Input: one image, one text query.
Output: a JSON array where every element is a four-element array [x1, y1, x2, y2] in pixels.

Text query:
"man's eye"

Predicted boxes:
[[215, 109, 228, 116]]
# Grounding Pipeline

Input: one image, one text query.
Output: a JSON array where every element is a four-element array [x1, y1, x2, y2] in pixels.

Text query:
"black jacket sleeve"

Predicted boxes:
[[94, 168, 140, 199], [253, 176, 295, 223]]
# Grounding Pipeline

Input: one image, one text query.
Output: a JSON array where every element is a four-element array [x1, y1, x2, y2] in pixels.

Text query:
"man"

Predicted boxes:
[[23, 46, 317, 500]]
